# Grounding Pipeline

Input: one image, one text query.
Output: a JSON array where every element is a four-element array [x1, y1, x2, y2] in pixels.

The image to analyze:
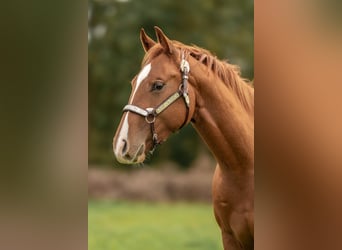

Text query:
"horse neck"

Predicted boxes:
[[191, 67, 254, 172]]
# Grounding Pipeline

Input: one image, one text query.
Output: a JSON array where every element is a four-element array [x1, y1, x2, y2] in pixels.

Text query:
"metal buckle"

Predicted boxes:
[[180, 59, 190, 73], [145, 113, 156, 123], [183, 93, 190, 107], [179, 84, 190, 108]]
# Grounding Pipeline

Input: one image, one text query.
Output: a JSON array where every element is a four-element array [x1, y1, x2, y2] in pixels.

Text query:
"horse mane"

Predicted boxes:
[[142, 41, 254, 112]]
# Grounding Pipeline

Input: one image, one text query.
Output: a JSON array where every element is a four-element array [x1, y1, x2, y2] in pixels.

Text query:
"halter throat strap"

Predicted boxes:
[[122, 56, 190, 153]]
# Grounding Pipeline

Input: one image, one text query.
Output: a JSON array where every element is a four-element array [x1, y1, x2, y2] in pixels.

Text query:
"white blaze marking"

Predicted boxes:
[[129, 63, 151, 104], [115, 63, 152, 156], [115, 113, 129, 156]]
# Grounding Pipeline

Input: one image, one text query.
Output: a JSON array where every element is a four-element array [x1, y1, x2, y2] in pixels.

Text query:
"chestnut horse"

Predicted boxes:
[[113, 27, 254, 249]]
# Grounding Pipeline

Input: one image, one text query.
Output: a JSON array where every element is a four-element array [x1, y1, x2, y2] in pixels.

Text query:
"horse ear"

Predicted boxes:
[[140, 28, 156, 52], [154, 26, 174, 54]]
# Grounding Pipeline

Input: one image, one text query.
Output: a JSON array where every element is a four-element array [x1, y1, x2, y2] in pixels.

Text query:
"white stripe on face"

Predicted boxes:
[[114, 112, 129, 156], [114, 63, 152, 156], [129, 63, 151, 104]]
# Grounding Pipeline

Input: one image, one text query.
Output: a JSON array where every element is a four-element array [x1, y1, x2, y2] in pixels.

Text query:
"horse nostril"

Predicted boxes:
[[121, 139, 128, 155]]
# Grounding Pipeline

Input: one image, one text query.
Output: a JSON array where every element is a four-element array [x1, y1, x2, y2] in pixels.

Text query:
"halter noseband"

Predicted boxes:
[[122, 55, 191, 153]]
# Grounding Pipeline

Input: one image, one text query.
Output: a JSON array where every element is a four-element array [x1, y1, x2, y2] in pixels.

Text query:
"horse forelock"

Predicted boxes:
[[141, 45, 164, 66]]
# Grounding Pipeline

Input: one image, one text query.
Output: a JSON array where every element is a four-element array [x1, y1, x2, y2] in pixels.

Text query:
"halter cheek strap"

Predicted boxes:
[[122, 57, 191, 153]]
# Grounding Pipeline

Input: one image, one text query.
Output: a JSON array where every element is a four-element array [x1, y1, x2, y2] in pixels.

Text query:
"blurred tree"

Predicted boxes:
[[88, 0, 253, 168]]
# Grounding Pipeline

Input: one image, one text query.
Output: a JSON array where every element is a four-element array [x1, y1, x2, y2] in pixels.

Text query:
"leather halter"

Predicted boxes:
[[123, 56, 191, 153]]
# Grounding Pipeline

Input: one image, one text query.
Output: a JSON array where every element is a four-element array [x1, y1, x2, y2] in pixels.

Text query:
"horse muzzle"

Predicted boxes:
[[114, 139, 146, 164]]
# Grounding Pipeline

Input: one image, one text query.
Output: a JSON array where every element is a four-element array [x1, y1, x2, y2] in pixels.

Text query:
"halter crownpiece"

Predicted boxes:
[[123, 55, 191, 153], [180, 52, 190, 107]]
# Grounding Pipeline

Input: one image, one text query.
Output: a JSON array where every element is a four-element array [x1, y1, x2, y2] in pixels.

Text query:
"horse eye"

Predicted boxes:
[[151, 81, 165, 91]]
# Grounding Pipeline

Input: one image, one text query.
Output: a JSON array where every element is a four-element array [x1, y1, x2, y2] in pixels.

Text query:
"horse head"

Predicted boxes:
[[113, 27, 196, 164]]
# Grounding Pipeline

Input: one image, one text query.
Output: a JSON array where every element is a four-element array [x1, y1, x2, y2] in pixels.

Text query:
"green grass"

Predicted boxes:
[[88, 201, 222, 250]]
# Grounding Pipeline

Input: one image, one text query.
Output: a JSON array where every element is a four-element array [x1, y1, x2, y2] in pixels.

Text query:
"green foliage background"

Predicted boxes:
[[88, 0, 253, 168]]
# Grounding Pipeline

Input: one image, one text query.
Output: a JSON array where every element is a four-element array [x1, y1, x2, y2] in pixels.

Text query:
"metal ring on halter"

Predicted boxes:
[[145, 113, 156, 123]]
